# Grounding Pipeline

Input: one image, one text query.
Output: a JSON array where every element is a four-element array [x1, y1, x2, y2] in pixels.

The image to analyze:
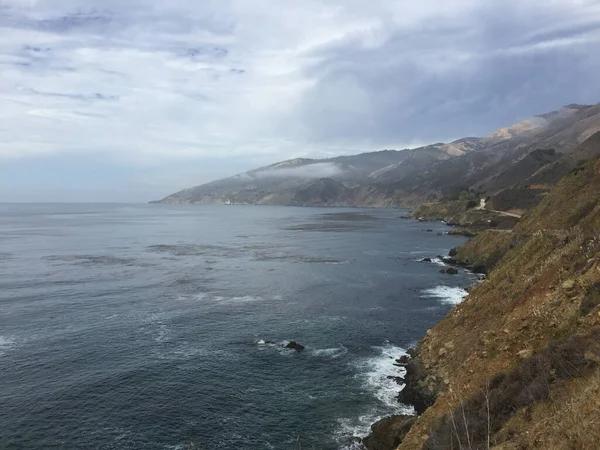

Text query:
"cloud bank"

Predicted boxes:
[[1, 0, 600, 200], [252, 162, 342, 179]]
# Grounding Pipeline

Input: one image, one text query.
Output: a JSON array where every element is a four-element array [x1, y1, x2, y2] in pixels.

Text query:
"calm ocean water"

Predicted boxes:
[[0, 204, 473, 450]]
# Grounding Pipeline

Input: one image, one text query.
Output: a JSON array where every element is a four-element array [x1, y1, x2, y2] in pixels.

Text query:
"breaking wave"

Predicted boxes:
[[422, 286, 468, 305], [0, 336, 16, 356], [311, 345, 348, 359], [334, 343, 414, 449]]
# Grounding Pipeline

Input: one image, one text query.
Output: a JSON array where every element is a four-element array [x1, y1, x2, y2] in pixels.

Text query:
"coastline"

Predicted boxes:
[[361, 219, 479, 450], [361, 156, 600, 449]]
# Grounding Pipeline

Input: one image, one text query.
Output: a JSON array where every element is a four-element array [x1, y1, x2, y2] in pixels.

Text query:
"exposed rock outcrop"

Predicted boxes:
[[285, 341, 305, 352], [397, 356, 437, 416], [362, 415, 417, 450]]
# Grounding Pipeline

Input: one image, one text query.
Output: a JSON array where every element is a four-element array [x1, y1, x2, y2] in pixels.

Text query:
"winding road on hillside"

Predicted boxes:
[[489, 209, 522, 218], [476, 198, 523, 219]]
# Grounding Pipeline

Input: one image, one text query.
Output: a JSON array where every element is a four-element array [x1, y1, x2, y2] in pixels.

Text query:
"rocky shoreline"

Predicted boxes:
[[362, 222, 482, 450], [361, 140, 600, 450], [362, 343, 439, 449]]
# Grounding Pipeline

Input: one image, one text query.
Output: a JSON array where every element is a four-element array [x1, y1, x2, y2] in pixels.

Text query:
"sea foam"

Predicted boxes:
[[422, 285, 468, 305], [334, 343, 414, 448], [311, 345, 348, 359], [356, 343, 412, 408], [0, 336, 15, 356]]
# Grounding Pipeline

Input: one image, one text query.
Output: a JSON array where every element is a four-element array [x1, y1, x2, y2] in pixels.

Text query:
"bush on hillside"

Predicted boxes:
[[424, 329, 600, 450]]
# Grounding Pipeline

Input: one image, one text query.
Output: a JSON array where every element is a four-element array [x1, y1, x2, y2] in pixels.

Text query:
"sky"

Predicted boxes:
[[1, 0, 600, 202]]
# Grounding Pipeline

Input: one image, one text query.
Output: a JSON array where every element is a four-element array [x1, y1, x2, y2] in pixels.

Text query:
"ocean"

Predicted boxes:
[[0, 204, 473, 449]]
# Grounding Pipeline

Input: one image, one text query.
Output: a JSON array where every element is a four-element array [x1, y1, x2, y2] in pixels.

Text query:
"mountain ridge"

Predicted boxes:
[[155, 102, 600, 212]]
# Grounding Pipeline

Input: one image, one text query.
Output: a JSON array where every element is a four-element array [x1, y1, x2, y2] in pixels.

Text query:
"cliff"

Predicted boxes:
[[377, 155, 600, 449]]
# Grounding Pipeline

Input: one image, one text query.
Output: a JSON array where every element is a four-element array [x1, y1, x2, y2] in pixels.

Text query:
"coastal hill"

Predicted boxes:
[[154, 143, 478, 207], [363, 137, 600, 450], [155, 103, 600, 212]]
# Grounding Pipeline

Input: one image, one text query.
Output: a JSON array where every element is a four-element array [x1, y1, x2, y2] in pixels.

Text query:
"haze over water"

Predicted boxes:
[[0, 204, 473, 449]]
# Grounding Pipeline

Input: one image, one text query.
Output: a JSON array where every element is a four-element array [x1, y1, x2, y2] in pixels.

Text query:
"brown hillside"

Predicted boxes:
[[397, 156, 600, 450]]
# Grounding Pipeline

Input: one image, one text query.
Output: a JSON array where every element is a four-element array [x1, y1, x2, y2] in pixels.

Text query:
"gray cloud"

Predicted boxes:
[[0, 0, 599, 201], [293, 1, 600, 146]]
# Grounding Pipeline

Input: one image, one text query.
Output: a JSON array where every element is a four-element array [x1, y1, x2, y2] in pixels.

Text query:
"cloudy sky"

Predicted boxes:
[[1, 0, 600, 202]]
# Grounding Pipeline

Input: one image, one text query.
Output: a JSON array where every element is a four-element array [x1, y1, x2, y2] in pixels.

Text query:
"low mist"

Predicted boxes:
[[253, 162, 343, 179]]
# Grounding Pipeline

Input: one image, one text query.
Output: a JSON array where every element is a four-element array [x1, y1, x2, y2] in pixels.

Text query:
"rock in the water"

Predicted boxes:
[[362, 415, 417, 450], [285, 341, 305, 352], [439, 268, 459, 275], [420, 257, 433, 263], [395, 355, 410, 365], [448, 247, 458, 257]]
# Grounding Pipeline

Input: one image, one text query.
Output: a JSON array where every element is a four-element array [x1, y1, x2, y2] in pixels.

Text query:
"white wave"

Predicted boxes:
[[191, 293, 209, 301], [0, 336, 15, 355], [257, 339, 282, 346], [355, 343, 412, 409], [256, 339, 287, 354], [155, 324, 169, 343], [213, 295, 264, 304], [311, 345, 348, 359], [184, 293, 268, 304], [335, 415, 379, 450], [171, 347, 228, 359], [416, 257, 447, 267], [431, 257, 447, 267], [0, 336, 14, 347], [257, 339, 278, 347], [334, 343, 414, 447], [422, 285, 468, 305]]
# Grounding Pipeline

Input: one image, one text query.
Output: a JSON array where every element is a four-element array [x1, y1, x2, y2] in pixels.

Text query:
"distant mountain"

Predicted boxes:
[[155, 103, 600, 208], [155, 141, 479, 206]]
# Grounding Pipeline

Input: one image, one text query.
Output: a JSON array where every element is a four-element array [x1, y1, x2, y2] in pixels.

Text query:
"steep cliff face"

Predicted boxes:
[[396, 156, 600, 449]]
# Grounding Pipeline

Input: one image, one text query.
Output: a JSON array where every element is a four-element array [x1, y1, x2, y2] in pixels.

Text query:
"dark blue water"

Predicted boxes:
[[0, 204, 472, 450]]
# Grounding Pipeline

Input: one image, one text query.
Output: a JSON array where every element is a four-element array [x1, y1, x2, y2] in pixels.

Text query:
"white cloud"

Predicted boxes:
[[0, 0, 599, 200], [253, 162, 342, 179]]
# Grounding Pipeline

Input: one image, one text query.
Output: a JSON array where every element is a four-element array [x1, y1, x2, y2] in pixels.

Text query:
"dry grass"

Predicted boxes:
[[397, 157, 600, 450], [423, 330, 600, 450], [495, 367, 600, 450]]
